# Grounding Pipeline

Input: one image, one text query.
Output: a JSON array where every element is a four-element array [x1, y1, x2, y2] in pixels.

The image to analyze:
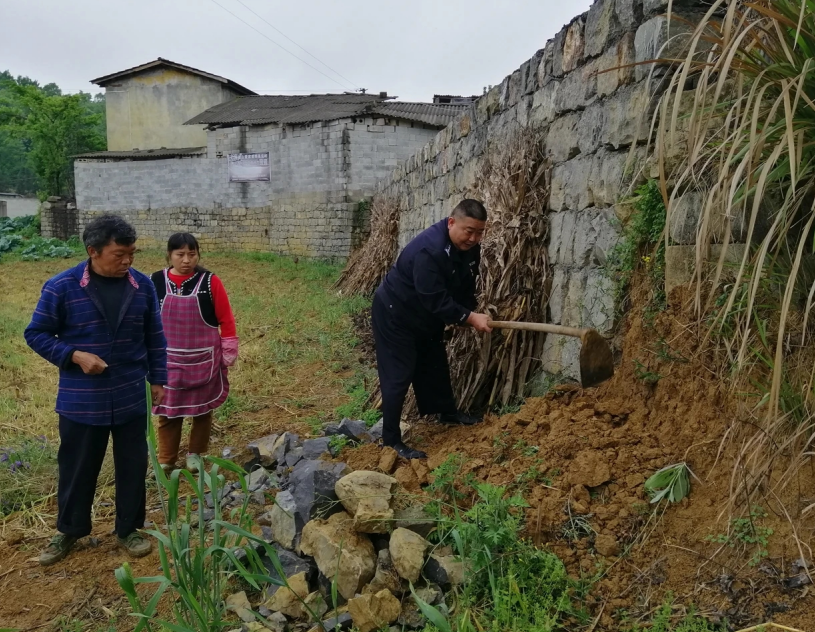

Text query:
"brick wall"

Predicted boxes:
[[71, 117, 439, 259]]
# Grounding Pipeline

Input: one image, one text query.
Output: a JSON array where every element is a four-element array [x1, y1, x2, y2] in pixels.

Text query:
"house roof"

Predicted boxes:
[[185, 94, 469, 127], [73, 147, 207, 160], [91, 58, 256, 96]]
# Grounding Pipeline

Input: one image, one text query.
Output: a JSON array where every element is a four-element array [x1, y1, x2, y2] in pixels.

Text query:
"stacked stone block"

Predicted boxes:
[[378, 0, 703, 377]]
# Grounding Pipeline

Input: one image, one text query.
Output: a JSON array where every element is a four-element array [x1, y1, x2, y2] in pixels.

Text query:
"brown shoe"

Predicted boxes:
[[118, 531, 152, 558], [39, 533, 78, 566]]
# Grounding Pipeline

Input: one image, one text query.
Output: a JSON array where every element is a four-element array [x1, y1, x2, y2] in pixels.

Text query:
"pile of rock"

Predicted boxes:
[[225, 466, 464, 632]]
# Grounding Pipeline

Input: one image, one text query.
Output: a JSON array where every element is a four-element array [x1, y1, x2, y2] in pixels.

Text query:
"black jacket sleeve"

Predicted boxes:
[[413, 248, 471, 325]]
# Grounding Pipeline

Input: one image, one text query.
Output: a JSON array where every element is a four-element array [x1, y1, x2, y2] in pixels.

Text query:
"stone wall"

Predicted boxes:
[[378, 0, 703, 378], [72, 117, 438, 258], [41, 197, 79, 241]]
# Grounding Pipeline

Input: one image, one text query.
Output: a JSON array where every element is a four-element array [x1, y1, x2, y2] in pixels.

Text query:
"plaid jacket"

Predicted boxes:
[[24, 261, 168, 425]]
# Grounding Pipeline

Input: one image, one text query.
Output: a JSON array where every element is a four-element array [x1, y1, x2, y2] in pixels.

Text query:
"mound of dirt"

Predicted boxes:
[[347, 283, 815, 630]]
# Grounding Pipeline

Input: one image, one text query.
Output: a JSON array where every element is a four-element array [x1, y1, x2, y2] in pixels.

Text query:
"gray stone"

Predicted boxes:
[[289, 459, 351, 525], [545, 113, 581, 164], [668, 192, 703, 245], [589, 149, 632, 207], [248, 435, 280, 468], [596, 33, 636, 98], [273, 432, 300, 465], [601, 82, 654, 149], [561, 18, 585, 73], [422, 555, 466, 588], [392, 506, 435, 539], [554, 59, 598, 114], [337, 419, 374, 443], [247, 466, 270, 490], [616, 0, 643, 29], [541, 334, 581, 380], [366, 549, 404, 595], [263, 611, 288, 632], [552, 26, 568, 78], [550, 156, 594, 212], [634, 14, 704, 81], [583, 270, 615, 332], [577, 103, 608, 156], [368, 419, 384, 442], [585, 0, 625, 58], [269, 490, 303, 550], [529, 81, 559, 127], [301, 437, 331, 460], [319, 612, 353, 631], [261, 544, 316, 599], [285, 447, 304, 468]]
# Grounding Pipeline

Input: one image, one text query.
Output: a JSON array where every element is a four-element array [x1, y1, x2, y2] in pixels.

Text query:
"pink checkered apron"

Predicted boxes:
[[152, 270, 229, 418]]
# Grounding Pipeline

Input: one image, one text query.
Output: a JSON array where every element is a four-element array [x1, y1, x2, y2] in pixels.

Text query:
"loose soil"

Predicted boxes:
[[343, 282, 815, 631]]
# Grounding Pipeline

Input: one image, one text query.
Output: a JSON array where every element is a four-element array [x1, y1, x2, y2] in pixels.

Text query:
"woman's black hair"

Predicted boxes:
[[166, 232, 207, 272]]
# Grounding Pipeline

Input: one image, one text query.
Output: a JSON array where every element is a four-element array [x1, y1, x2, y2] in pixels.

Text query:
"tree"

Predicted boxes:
[[0, 83, 106, 197]]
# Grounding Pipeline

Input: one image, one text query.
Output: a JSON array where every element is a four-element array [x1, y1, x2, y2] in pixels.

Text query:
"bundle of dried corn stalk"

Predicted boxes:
[[334, 197, 400, 296], [449, 129, 552, 411]]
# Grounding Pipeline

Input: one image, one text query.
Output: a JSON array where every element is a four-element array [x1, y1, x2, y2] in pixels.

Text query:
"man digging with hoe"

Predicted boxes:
[[373, 199, 493, 460], [25, 215, 168, 565]]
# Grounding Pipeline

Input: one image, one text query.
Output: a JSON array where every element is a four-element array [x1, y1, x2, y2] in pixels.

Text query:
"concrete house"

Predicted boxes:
[[91, 58, 255, 152], [73, 89, 468, 258]]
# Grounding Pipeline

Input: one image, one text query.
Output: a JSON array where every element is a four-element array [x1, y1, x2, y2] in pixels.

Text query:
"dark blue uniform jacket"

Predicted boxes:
[[377, 219, 480, 335]]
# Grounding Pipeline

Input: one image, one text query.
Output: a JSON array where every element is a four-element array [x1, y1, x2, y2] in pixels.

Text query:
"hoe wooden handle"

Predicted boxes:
[[487, 320, 588, 339]]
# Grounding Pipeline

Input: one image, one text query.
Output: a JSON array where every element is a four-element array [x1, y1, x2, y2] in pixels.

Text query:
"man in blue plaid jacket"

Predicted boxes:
[[25, 214, 167, 566]]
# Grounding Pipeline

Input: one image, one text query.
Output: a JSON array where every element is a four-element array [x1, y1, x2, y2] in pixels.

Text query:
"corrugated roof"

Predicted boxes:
[[371, 102, 469, 127], [91, 58, 255, 96], [185, 94, 469, 127], [73, 147, 207, 160]]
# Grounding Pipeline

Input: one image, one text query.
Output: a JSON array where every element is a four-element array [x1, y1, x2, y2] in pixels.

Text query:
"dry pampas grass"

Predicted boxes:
[[334, 197, 400, 296]]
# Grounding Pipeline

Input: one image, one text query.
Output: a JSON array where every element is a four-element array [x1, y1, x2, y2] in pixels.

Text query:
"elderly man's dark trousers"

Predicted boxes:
[[372, 292, 457, 446], [57, 415, 147, 539]]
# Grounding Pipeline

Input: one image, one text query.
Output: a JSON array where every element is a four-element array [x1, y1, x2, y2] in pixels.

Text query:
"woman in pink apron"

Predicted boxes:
[[151, 233, 238, 473]]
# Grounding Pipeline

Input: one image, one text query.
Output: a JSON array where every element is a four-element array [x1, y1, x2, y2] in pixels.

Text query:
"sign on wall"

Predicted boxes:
[[228, 152, 271, 182]]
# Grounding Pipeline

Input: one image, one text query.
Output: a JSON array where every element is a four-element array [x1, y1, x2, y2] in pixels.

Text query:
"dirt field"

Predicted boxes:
[[0, 250, 370, 631]]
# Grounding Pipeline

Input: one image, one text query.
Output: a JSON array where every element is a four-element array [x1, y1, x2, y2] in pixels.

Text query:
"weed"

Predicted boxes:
[[492, 431, 511, 463], [561, 512, 596, 542], [494, 398, 524, 415], [707, 506, 774, 566], [514, 462, 554, 489], [606, 180, 667, 321], [328, 434, 349, 454], [512, 439, 540, 457], [624, 597, 723, 631], [0, 435, 56, 517], [333, 370, 379, 426], [634, 359, 662, 385], [655, 338, 688, 364], [303, 415, 324, 436]]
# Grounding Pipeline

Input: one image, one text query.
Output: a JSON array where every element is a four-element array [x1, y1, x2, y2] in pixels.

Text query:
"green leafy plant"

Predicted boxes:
[[606, 179, 667, 319], [644, 463, 693, 504], [328, 434, 349, 453], [707, 506, 774, 567], [634, 360, 662, 385]]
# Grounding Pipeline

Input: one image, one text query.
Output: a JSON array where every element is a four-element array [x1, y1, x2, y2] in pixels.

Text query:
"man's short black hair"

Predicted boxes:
[[451, 199, 487, 222], [82, 214, 137, 252]]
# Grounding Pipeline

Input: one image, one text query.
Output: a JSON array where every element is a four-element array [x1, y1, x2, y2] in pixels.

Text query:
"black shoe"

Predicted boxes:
[[438, 411, 482, 426], [388, 442, 427, 460]]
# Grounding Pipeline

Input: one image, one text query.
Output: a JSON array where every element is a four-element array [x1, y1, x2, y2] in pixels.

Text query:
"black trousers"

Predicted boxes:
[[372, 292, 457, 446], [57, 415, 147, 539]]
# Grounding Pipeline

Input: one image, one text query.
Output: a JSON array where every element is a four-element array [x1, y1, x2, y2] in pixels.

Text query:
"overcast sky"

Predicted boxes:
[[2, 0, 592, 102]]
